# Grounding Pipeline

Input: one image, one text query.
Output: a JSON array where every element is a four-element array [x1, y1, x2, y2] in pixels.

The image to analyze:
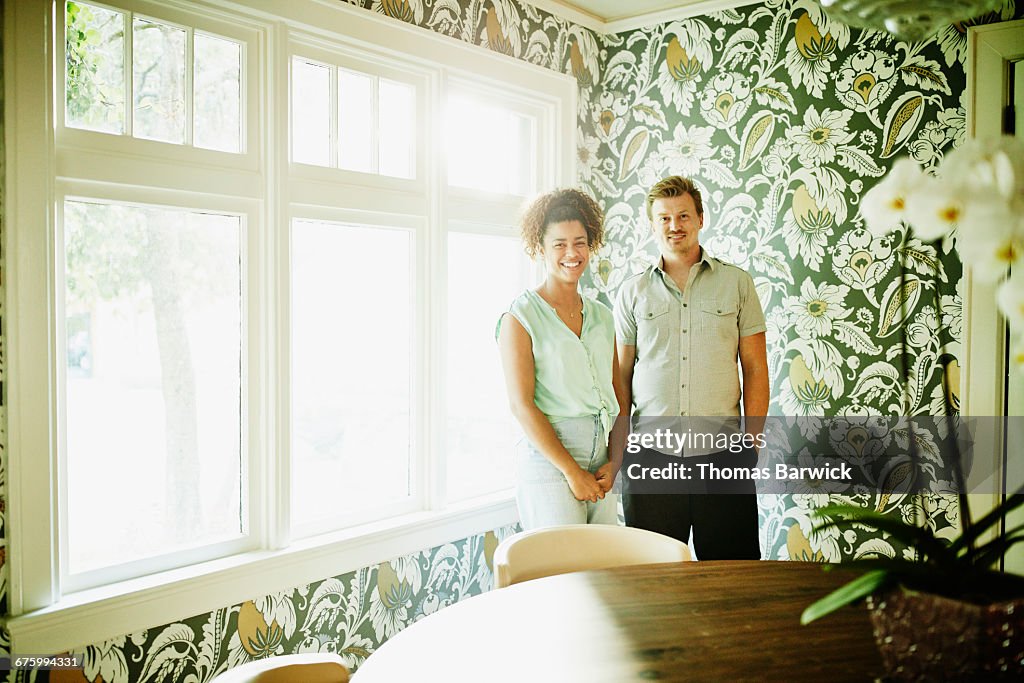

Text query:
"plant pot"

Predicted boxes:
[[866, 587, 1024, 680]]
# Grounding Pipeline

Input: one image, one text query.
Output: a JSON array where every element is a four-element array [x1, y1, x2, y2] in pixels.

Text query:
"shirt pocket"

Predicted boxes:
[[638, 302, 669, 322], [636, 301, 671, 352], [699, 301, 738, 345]]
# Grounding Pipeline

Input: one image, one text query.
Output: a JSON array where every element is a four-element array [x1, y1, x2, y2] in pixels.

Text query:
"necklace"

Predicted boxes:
[[559, 297, 583, 320], [540, 287, 582, 321]]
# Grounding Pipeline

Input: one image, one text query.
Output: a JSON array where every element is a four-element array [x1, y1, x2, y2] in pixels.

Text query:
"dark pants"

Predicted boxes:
[[622, 448, 761, 560]]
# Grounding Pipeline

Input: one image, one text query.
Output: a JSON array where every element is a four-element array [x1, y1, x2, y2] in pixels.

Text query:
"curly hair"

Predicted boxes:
[[645, 176, 704, 220], [519, 188, 605, 258]]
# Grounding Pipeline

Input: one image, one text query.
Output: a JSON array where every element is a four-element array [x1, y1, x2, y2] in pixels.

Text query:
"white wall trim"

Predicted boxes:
[[4, 0, 60, 616], [524, 0, 759, 35], [603, 0, 761, 33], [522, 0, 605, 32], [962, 20, 1024, 418], [963, 17, 1024, 572]]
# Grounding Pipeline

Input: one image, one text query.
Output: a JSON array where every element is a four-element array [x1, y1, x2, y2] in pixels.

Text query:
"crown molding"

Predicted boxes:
[[524, 0, 606, 32], [604, 0, 760, 33], [525, 0, 759, 35]]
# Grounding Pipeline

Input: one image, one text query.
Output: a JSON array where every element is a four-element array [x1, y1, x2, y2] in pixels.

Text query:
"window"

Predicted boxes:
[[65, 2, 125, 134], [62, 200, 244, 580], [441, 82, 551, 499], [290, 219, 415, 534], [52, 0, 260, 595], [446, 92, 536, 195], [445, 231, 535, 501], [193, 33, 243, 152], [6, 0, 573, 651], [65, 1, 244, 151], [290, 57, 416, 177], [291, 58, 332, 166]]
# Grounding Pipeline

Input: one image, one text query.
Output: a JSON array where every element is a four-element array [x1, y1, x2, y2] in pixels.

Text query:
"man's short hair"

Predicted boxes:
[[646, 176, 704, 220]]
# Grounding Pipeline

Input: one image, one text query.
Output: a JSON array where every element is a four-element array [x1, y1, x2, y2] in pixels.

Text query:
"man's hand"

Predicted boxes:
[[594, 462, 618, 493]]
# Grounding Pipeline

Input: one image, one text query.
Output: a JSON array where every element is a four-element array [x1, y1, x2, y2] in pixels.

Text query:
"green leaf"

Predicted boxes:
[[800, 569, 890, 625]]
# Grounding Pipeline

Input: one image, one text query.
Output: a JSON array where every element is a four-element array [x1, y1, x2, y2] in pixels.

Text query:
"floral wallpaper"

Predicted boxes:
[[20, 529, 511, 683], [3, 0, 1023, 681], [577, 0, 1017, 563]]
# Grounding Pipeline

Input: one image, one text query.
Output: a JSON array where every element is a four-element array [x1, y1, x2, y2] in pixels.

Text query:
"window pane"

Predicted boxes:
[[291, 220, 413, 529], [446, 232, 532, 500], [378, 79, 415, 179], [194, 33, 241, 153], [338, 70, 373, 173], [446, 94, 534, 195], [63, 200, 243, 575], [446, 95, 500, 192], [132, 17, 186, 143], [65, 2, 125, 134], [291, 58, 331, 166], [509, 113, 535, 196]]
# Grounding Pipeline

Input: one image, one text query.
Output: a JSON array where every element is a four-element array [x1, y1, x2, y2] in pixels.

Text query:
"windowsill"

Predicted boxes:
[[7, 495, 518, 655]]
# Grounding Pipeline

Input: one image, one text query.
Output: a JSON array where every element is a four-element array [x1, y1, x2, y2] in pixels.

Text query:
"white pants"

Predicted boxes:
[[515, 415, 619, 530]]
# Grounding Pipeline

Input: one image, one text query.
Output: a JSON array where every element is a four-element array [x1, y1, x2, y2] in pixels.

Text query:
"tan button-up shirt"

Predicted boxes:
[[614, 251, 766, 419]]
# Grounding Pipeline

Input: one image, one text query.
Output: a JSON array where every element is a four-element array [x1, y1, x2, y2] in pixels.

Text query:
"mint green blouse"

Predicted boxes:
[[497, 289, 619, 436]]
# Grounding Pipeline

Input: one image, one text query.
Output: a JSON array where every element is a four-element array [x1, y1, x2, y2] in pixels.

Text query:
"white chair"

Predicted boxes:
[[492, 524, 692, 588], [211, 653, 350, 683]]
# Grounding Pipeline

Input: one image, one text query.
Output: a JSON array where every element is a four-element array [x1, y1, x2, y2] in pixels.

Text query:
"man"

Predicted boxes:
[[614, 176, 769, 560]]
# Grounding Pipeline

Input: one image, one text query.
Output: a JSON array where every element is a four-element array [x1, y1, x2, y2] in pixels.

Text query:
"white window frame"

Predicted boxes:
[[288, 43, 423, 180], [444, 77, 547, 201], [58, 0, 261, 168], [54, 185, 263, 595], [285, 208, 427, 541], [5, 0, 575, 655]]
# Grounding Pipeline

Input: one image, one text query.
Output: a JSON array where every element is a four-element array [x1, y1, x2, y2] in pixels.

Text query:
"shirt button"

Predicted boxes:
[[681, 384, 686, 388], [682, 329, 687, 333], [682, 356, 687, 361], [683, 303, 688, 307], [681, 411, 687, 415]]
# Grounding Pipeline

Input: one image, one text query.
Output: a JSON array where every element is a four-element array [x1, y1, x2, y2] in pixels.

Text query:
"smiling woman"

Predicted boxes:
[[497, 188, 628, 530]]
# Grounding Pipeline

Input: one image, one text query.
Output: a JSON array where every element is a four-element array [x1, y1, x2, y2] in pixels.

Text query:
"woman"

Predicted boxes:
[[496, 188, 628, 529]]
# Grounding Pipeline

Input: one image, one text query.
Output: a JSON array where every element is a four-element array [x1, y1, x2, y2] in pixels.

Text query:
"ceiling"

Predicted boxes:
[[530, 0, 751, 32]]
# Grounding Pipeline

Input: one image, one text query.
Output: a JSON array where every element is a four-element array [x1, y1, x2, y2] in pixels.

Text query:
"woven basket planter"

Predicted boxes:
[[866, 588, 1024, 680]]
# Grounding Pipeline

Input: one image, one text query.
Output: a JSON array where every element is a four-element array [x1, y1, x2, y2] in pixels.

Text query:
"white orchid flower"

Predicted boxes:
[[951, 199, 1021, 278], [901, 174, 965, 241], [944, 135, 1024, 203], [860, 158, 924, 238]]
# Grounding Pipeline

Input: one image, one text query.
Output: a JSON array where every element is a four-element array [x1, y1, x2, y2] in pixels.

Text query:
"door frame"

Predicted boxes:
[[963, 18, 1024, 571]]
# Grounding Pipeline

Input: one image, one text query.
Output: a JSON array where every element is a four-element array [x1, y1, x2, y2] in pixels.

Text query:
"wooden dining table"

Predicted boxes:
[[352, 560, 883, 682]]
